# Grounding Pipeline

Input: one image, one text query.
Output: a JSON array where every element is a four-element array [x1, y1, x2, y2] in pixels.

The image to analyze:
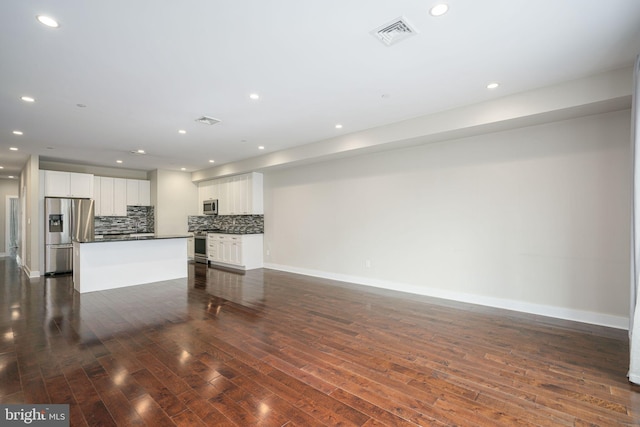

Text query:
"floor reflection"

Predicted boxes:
[[0, 258, 267, 375], [192, 262, 266, 314]]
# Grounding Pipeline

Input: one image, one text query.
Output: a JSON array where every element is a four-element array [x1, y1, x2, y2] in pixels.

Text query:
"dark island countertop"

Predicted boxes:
[[75, 234, 190, 244], [204, 231, 264, 235], [189, 228, 263, 235]]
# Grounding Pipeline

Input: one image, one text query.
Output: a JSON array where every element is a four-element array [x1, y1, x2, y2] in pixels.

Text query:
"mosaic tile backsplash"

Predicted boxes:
[[188, 215, 263, 234], [95, 206, 155, 235]]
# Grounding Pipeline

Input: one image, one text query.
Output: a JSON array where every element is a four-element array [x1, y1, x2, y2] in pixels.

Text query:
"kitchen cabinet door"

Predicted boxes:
[[69, 172, 94, 198], [98, 177, 126, 216], [44, 171, 70, 197], [217, 178, 231, 215], [138, 180, 150, 205], [231, 175, 249, 215], [228, 239, 242, 265], [93, 176, 102, 215], [126, 179, 139, 206], [248, 172, 264, 215], [126, 179, 151, 206], [99, 177, 115, 215], [113, 178, 127, 216]]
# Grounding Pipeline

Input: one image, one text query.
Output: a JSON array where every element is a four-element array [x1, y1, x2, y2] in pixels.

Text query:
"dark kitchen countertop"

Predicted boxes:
[[192, 231, 264, 235], [208, 231, 263, 235], [190, 228, 263, 235], [75, 234, 190, 243]]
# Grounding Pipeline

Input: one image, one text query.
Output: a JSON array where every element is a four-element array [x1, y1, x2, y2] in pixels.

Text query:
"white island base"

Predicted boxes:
[[73, 236, 188, 293]]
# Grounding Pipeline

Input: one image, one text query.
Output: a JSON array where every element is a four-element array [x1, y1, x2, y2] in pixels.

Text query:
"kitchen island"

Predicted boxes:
[[72, 234, 189, 293]]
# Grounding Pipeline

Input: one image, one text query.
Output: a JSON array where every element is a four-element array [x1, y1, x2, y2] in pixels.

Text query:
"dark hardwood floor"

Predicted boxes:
[[1, 256, 639, 426]]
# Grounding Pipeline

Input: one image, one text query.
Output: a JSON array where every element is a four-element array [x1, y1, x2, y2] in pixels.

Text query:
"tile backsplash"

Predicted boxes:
[[95, 206, 155, 235], [188, 215, 263, 234]]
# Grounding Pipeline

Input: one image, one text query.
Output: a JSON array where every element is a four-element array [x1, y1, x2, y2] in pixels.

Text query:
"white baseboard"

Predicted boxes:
[[264, 263, 629, 330], [22, 264, 41, 279]]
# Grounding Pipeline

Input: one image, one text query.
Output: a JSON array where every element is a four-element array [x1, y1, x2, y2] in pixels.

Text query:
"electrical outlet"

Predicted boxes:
[[365, 259, 371, 268]]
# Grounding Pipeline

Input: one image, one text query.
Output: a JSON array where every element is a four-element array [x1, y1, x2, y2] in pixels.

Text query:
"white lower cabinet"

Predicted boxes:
[[207, 233, 263, 270]]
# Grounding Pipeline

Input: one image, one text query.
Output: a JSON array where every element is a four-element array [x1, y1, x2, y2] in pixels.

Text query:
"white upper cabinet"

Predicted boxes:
[[113, 178, 127, 216], [197, 180, 218, 214], [95, 177, 150, 216], [138, 180, 151, 205], [99, 177, 115, 216], [126, 179, 151, 206], [217, 177, 232, 215], [93, 176, 102, 215], [198, 172, 263, 215], [97, 177, 127, 216], [44, 171, 94, 198]]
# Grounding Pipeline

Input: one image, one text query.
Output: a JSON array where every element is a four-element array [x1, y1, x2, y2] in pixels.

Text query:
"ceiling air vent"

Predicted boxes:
[[371, 16, 417, 46], [195, 116, 221, 125]]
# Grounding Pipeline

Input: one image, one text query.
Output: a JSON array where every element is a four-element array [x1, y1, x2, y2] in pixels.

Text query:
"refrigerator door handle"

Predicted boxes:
[[48, 243, 73, 249]]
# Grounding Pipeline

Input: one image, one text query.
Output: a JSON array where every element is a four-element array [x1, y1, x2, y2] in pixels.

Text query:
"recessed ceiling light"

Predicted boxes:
[[430, 4, 449, 16], [130, 149, 146, 155], [178, 129, 186, 134], [249, 93, 260, 100], [487, 82, 500, 89], [8, 176, 15, 179], [12, 130, 23, 135], [335, 124, 343, 129], [20, 96, 35, 103], [10, 147, 18, 151], [0, 166, 4, 169], [258, 146, 265, 150], [181, 168, 186, 171], [116, 160, 123, 164], [209, 160, 215, 163], [36, 15, 60, 28]]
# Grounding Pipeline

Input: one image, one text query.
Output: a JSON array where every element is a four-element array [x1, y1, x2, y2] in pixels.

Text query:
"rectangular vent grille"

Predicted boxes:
[[195, 116, 221, 125], [372, 17, 417, 46]]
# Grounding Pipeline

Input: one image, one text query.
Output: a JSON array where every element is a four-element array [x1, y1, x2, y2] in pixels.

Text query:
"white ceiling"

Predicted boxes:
[[1, 0, 640, 180]]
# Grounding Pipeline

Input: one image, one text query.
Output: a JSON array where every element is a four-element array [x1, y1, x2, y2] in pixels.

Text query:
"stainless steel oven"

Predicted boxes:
[[194, 232, 207, 264]]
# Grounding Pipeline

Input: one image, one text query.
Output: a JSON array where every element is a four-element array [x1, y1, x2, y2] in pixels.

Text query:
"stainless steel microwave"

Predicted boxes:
[[203, 199, 218, 215]]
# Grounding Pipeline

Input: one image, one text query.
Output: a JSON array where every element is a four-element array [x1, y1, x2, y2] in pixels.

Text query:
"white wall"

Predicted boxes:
[[19, 155, 41, 277], [264, 110, 631, 328], [0, 179, 19, 255], [151, 169, 198, 235]]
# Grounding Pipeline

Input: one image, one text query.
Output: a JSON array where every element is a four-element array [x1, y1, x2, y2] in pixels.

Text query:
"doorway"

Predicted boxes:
[[5, 195, 18, 257]]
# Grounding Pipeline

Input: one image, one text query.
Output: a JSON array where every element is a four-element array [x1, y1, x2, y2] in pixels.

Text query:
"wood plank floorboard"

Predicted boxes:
[[1, 257, 640, 426]]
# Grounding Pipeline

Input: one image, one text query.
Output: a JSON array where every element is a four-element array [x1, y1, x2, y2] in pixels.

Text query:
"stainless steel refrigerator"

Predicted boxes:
[[45, 197, 95, 274]]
